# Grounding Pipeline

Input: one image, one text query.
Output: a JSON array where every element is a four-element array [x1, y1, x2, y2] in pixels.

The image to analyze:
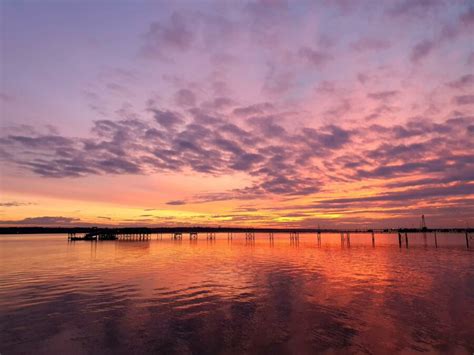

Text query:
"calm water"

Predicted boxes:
[[0, 233, 473, 354]]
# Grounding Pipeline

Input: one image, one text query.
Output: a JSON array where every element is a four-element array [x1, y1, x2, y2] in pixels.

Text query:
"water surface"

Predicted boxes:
[[1, 233, 473, 354]]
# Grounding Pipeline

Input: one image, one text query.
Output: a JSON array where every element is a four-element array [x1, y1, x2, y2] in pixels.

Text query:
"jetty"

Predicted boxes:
[[0, 225, 472, 248]]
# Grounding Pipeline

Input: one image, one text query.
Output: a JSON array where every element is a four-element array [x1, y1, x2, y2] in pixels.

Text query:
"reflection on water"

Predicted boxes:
[[0, 233, 473, 354]]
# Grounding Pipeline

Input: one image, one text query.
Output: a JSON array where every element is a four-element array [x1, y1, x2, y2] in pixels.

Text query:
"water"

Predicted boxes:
[[1, 233, 473, 354]]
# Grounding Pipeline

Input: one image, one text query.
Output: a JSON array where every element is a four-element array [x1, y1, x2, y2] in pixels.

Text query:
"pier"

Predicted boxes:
[[1, 226, 472, 249], [67, 230, 151, 241], [65, 227, 470, 249]]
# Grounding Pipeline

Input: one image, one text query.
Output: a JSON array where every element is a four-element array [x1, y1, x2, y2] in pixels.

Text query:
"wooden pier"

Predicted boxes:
[[1, 226, 471, 249], [68, 230, 151, 241], [59, 227, 474, 249]]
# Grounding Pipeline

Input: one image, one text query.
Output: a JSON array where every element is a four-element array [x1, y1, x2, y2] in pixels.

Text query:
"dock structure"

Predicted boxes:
[[118, 232, 151, 241], [290, 231, 299, 240], [68, 229, 151, 242], [207, 232, 217, 240], [172, 232, 182, 240], [33, 226, 469, 249], [245, 231, 255, 240]]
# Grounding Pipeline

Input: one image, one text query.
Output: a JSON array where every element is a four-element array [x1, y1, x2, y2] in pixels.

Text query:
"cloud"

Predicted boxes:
[[388, 0, 442, 17], [166, 200, 186, 206], [233, 103, 274, 117], [0, 92, 14, 102], [453, 95, 474, 105], [230, 153, 264, 171], [367, 91, 399, 101], [447, 74, 474, 90], [262, 67, 295, 94], [0, 201, 35, 207], [151, 109, 184, 130], [312, 183, 474, 206], [351, 38, 391, 52], [1, 97, 473, 212], [410, 40, 434, 63], [299, 46, 332, 67], [248, 116, 287, 139], [142, 12, 195, 58], [300, 125, 351, 150], [0, 108, 355, 201], [0, 216, 81, 226], [459, 7, 474, 27], [174, 89, 196, 107], [201, 97, 235, 110]]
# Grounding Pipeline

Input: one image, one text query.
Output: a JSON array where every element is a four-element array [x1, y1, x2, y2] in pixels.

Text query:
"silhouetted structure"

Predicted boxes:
[[0, 226, 472, 249], [421, 214, 427, 230]]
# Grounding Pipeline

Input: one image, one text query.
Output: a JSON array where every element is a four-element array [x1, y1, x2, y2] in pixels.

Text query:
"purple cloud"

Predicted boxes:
[[447, 74, 474, 89], [410, 40, 434, 63], [351, 38, 391, 52], [299, 46, 332, 67], [453, 95, 474, 105], [166, 200, 186, 206], [174, 89, 196, 107]]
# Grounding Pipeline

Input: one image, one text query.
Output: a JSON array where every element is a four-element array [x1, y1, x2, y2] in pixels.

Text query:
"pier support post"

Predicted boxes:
[[398, 232, 402, 248], [371, 231, 375, 247], [405, 232, 409, 248], [289, 232, 299, 244], [466, 231, 470, 249], [434, 231, 438, 248]]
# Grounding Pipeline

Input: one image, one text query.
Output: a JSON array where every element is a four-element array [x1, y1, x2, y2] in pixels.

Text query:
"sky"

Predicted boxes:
[[0, 0, 473, 228]]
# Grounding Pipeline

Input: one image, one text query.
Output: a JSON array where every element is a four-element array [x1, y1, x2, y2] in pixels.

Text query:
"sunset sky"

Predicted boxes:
[[1, 0, 473, 228]]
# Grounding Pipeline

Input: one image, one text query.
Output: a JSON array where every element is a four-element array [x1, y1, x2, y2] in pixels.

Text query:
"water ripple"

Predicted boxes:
[[0, 233, 472, 354]]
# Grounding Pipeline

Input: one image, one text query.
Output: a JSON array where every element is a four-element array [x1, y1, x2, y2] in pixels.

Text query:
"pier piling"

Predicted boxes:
[[62, 227, 473, 248]]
